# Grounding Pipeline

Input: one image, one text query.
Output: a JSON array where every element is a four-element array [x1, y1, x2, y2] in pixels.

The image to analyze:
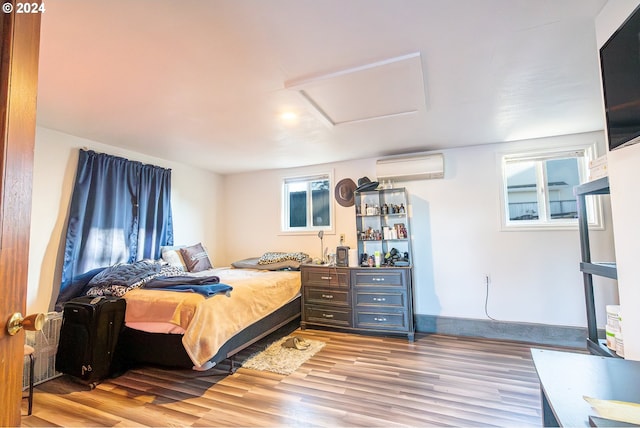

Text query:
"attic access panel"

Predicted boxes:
[[286, 52, 426, 126]]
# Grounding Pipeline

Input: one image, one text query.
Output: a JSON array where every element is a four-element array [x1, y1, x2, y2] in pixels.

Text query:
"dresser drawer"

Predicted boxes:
[[305, 306, 352, 327], [303, 266, 349, 288], [355, 310, 408, 330], [305, 287, 350, 307], [354, 290, 405, 308], [352, 269, 405, 287]]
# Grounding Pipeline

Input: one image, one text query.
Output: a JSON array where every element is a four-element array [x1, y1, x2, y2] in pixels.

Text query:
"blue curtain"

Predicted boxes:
[[57, 150, 174, 304], [131, 162, 174, 261]]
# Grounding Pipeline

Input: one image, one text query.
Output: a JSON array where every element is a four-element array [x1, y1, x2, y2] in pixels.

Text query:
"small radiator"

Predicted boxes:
[[23, 311, 63, 389]]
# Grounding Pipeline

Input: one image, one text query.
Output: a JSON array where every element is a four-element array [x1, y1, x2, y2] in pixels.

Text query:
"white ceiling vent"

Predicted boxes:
[[285, 52, 426, 127], [376, 153, 444, 181]]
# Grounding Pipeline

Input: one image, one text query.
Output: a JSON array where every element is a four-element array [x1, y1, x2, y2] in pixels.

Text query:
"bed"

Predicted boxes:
[[118, 266, 302, 370], [59, 248, 309, 372]]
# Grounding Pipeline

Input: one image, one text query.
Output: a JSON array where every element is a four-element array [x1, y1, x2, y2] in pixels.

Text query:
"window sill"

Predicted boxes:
[[500, 221, 604, 232]]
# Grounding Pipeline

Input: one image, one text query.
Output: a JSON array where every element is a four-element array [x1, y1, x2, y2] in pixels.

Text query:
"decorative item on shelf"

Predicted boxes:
[[388, 204, 402, 214], [327, 253, 336, 266], [360, 252, 368, 266], [348, 248, 358, 267], [366, 204, 380, 215], [336, 246, 349, 267], [394, 223, 407, 239], [355, 176, 379, 192], [384, 247, 410, 266], [334, 178, 357, 207], [359, 227, 381, 241]]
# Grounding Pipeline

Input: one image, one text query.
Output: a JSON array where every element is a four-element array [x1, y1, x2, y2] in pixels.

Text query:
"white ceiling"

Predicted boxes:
[[36, 0, 608, 175]]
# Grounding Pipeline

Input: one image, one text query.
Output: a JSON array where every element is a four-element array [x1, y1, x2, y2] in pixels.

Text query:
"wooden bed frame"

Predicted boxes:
[[115, 295, 301, 371]]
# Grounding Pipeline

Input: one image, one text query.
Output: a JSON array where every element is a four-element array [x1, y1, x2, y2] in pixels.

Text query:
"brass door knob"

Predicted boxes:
[[7, 312, 44, 335]]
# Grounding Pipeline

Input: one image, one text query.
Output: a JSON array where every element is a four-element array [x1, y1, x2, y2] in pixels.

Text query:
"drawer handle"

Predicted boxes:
[[373, 297, 386, 302], [372, 277, 385, 282], [373, 317, 388, 322], [321, 294, 334, 299], [322, 313, 334, 318], [321, 276, 333, 280]]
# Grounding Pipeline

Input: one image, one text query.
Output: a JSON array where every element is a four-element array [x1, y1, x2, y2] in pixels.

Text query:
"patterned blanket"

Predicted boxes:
[[86, 259, 184, 297]]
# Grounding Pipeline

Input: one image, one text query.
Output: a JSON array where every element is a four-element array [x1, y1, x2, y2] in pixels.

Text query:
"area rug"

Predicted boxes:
[[241, 336, 325, 375]]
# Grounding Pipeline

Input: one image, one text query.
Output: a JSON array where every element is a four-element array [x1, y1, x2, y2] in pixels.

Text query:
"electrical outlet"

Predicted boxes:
[[339, 233, 345, 244]]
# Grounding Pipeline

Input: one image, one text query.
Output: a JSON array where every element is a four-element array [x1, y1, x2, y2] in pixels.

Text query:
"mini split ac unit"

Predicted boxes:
[[376, 153, 444, 181]]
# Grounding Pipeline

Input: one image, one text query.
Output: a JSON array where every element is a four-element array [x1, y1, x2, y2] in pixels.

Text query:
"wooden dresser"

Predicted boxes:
[[300, 264, 414, 340]]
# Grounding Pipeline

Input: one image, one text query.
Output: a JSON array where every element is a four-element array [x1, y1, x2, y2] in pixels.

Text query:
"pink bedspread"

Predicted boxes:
[[123, 267, 301, 368]]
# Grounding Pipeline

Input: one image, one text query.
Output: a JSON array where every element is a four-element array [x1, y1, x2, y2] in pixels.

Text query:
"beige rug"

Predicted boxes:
[[241, 336, 325, 375]]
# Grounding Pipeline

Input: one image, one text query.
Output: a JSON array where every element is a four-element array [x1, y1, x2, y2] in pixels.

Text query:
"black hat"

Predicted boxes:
[[334, 178, 356, 207], [355, 176, 379, 192]]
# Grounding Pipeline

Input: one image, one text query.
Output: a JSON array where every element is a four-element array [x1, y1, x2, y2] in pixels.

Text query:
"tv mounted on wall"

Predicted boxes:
[[600, 4, 640, 151]]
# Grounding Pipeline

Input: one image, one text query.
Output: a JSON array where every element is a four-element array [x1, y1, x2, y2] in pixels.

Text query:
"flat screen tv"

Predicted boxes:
[[600, 4, 640, 151]]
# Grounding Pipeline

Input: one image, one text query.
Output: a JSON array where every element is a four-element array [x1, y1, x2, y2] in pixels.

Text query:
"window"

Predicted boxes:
[[501, 148, 600, 229], [282, 173, 333, 233]]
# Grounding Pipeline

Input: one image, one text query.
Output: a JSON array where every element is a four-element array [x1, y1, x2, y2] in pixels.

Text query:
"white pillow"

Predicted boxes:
[[161, 246, 187, 271]]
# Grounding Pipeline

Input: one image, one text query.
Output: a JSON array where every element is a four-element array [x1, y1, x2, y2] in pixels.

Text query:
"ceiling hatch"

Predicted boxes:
[[285, 52, 426, 126]]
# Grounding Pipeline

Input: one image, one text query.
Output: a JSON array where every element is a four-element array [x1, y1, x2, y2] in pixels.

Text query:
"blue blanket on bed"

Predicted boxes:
[[145, 283, 232, 297], [144, 275, 232, 297]]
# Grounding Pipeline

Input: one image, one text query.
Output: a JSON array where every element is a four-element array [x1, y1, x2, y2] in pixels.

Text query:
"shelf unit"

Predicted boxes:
[[575, 176, 618, 357], [354, 187, 412, 267], [301, 187, 416, 340]]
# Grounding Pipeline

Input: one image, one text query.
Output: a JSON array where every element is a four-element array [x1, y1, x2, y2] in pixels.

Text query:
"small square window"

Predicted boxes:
[[500, 148, 602, 230], [282, 173, 333, 233]]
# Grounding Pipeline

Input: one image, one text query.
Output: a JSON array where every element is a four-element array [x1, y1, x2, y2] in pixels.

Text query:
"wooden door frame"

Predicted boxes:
[[0, 2, 41, 426]]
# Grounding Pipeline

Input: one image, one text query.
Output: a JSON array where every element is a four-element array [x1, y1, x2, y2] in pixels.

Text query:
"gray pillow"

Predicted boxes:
[[180, 243, 213, 272]]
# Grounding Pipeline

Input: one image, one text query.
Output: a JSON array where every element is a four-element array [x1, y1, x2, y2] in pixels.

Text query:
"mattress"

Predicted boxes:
[[122, 267, 301, 368]]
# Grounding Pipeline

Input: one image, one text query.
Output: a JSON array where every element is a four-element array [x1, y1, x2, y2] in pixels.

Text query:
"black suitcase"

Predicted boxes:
[[56, 296, 126, 385]]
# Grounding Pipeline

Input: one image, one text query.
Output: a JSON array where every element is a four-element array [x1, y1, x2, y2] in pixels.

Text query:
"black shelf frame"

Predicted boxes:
[[574, 176, 619, 356], [574, 176, 610, 196], [587, 337, 619, 357], [579, 262, 617, 279]]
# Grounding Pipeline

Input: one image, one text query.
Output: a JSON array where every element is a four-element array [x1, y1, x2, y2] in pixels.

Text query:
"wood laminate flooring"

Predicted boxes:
[[21, 327, 584, 427]]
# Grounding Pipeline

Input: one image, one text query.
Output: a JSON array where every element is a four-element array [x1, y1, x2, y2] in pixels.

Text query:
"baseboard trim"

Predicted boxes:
[[415, 314, 590, 349]]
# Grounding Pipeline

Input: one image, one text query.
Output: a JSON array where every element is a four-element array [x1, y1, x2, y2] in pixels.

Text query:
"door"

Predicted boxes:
[[0, 3, 41, 426]]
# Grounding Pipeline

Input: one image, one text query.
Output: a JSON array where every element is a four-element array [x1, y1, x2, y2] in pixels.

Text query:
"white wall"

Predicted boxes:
[[27, 126, 223, 313], [223, 131, 615, 327], [220, 160, 364, 265], [596, 0, 640, 360], [29, 126, 615, 329]]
